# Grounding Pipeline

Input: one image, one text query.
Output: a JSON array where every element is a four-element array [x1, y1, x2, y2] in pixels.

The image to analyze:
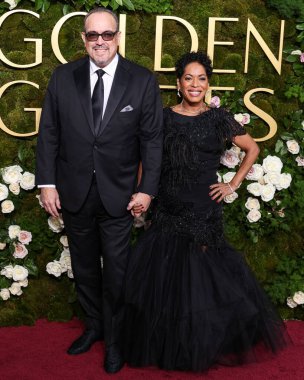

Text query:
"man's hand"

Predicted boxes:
[[40, 187, 61, 217], [127, 192, 152, 217]]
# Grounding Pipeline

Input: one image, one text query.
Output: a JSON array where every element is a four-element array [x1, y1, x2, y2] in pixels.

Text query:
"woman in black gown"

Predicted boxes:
[[125, 51, 290, 372]]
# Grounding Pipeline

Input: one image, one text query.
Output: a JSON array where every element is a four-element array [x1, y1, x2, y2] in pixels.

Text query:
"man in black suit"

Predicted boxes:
[[35, 7, 163, 374]]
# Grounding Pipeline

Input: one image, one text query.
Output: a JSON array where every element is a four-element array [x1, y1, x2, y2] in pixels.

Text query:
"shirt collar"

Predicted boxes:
[[89, 53, 119, 77]]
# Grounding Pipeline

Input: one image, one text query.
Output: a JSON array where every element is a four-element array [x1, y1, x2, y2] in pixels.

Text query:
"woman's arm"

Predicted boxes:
[[209, 133, 260, 202]]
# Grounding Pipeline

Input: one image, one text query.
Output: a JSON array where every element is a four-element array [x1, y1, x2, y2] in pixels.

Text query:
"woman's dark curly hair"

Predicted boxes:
[[175, 51, 213, 79]]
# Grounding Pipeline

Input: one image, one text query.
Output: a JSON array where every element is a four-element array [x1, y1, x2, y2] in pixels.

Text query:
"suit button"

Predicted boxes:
[[94, 145, 98, 149]]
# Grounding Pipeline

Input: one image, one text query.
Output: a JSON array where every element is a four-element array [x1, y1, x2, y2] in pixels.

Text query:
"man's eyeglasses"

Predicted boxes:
[[85, 31, 118, 42]]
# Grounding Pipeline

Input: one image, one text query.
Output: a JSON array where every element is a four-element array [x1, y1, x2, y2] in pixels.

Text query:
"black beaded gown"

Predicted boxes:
[[124, 107, 290, 372]]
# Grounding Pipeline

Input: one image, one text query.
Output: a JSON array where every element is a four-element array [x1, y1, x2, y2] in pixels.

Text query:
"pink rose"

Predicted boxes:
[[13, 243, 28, 259], [295, 156, 304, 167], [209, 96, 220, 108], [220, 149, 240, 168], [18, 230, 32, 245], [300, 53, 304, 63], [242, 113, 250, 125]]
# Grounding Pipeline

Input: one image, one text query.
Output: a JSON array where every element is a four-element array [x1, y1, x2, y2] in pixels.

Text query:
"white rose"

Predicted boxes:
[[59, 235, 69, 248], [302, 120, 304, 129], [247, 209, 261, 223], [0, 242, 6, 250], [19, 278, 28, 287], [0, 288, 10, 300], [245, 164, 264, 181], [1, 200, 14, 214], [276, 173, 292, 191], [262, 155, 283, 174], [260, 183, 276, 202], [12, 265, 29, 281], [20, 172, 35, 190], [48, 215, 64, 233], [9, 282, 23, 296], [263, 172, 281, 187], [36, 194, 44, 208], [291, 50, 302, 55], [8, 225, 21, 239], [67, 269, 74, 279], [18, 230, 32, 245], [46, 261, 62, 277], [0, 183, 9, 201], [13, 243, 29, 259], [286, 140, 300, 155], [1, 165, 22, 184], [230, 145, 241, 155], [9, 182, 20, 195], [223, 192, 238, 203], [222, 172, 236, 183], [293, 291, 304, 305], [247, 182, 262, 197], [4, 0, 17, 10], [220, 149, 240, 168], [59, 251, 71, 272], [245, 197, 260, 210], [234, 113, 244, 124], [286, 297, 298, 308], [296, 156, 304, 167], [1, 264, 14, 278], [216, 172, 222, 183]]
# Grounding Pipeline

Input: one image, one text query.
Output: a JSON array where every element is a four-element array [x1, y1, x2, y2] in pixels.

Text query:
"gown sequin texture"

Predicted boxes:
[[124, 107, 290, 372]]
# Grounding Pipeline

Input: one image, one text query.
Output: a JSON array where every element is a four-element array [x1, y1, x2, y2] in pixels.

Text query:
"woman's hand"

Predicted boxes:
[[209, 182, 235, 203]]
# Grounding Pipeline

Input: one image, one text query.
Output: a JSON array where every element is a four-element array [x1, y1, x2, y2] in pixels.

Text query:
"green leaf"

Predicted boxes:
[[110, 0, 119, 10], [41, 0, 51, 12], [296, 24, 304, 31], [0, 3, 10, 10], [123, 0, 135, 10], [115, 0, 123, 6], [35, 0, 43, 11], [286, 55, 299, 62], [0, 276, 10, 288], [62, 4, 70, 15], [280, 133, 294, 140], [275, 140, 283, 153], [24, 259, 39, 276]]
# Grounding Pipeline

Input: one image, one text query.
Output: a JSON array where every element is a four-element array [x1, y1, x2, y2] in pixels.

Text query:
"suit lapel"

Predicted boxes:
[[73, 57, 95, 136], [98, 57, 130, 137]]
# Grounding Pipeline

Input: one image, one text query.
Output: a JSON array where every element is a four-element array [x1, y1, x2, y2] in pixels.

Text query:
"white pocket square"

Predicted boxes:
[[120, 105, 133, 112]]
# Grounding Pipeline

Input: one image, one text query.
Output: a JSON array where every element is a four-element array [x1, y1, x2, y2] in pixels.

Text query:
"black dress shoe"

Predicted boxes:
[[67, 329, 103, 355], [104, 344, 124, 374]]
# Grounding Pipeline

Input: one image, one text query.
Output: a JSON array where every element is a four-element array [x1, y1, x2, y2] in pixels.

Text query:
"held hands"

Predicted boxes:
[[127, 192, 152, 217], [40, 187, 61, 217], [209, 182, 236, 203]]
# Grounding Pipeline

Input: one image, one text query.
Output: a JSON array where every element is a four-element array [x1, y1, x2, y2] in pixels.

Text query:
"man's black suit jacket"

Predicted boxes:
[[35, 55, 163, 217]]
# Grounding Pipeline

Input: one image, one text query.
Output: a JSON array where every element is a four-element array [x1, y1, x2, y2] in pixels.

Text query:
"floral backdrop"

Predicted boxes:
[[0, 0, 303, 325]]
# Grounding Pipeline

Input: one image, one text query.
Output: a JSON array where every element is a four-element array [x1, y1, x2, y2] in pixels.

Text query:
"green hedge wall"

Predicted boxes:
[[0, 0, 303, 325]]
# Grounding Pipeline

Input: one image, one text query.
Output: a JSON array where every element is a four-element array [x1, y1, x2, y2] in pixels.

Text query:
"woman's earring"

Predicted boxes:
[[177, 89, 181, 97]]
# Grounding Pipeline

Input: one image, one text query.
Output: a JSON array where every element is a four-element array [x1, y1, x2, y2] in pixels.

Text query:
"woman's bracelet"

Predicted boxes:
[[227, 182, 235, 193]]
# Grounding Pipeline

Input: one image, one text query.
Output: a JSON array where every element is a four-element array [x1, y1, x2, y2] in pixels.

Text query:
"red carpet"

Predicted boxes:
[[0, 319, 303, 380]]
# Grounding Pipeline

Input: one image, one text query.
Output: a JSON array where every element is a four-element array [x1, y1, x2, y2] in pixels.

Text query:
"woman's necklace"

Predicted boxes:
[[179, 101, 207, 115]]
